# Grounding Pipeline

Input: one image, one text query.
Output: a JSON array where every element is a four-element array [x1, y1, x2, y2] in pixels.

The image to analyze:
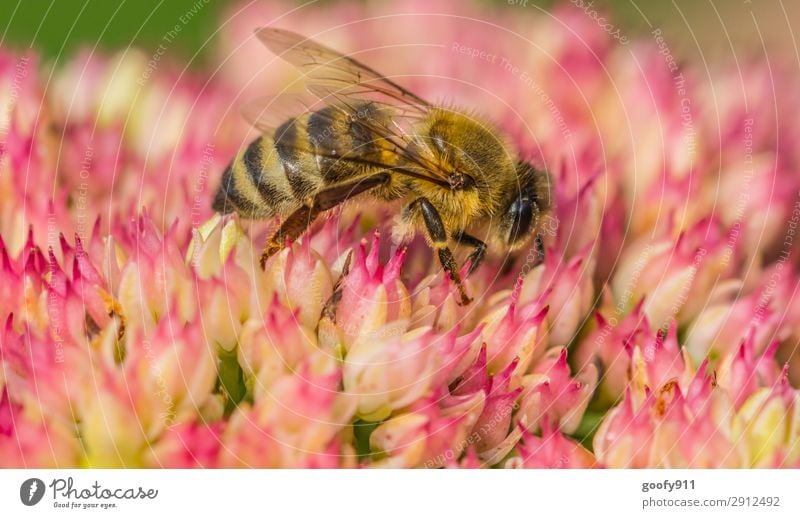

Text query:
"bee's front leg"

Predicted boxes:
[[406, 198, 472, 305], [452, 231, 487, 277]]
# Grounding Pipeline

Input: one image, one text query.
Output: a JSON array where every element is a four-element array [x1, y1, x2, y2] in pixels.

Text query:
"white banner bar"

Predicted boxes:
[[1, 469, 798, 517]]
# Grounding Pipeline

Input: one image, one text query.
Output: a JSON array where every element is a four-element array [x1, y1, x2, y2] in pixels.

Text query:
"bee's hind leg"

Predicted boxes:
[[453, 231, 487, 277], [407, 198, 472, 305], [260, 205, 316, 268], [259, 173, 390, 269]]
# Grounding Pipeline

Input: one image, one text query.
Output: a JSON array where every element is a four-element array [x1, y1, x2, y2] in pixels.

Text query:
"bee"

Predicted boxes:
[[212, 28, 551, 305]]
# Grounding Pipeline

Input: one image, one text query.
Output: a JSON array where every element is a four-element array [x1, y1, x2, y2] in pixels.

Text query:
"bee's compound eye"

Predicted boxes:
[[507, 196, 533, 245]]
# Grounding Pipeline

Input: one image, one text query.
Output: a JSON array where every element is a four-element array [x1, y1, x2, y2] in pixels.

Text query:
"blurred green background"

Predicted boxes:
[[0, 0, 225, 64], [0, 1, 664, 62], [0, 0, 795, 66]]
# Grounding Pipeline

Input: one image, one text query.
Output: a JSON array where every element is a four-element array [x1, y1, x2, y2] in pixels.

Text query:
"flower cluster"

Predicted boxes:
[[2, 0, 799, 468]]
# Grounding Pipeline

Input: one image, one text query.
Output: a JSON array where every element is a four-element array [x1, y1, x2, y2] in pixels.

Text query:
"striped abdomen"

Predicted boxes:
[[212, 104, 390, 218]]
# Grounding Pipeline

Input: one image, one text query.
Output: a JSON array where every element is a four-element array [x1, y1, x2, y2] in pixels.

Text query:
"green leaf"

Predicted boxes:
[[218, 348, 246, 415], [353, 420, 381, 459], [571, 410, 606, 451]]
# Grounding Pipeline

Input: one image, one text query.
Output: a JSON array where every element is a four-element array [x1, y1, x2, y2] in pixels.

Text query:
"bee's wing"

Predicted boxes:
[[326, 93, 455, 184], [242, 93, 452, 189], [250, 28, 455, 185], [241, 92, 324, 134], [255, 27, 430, 112]]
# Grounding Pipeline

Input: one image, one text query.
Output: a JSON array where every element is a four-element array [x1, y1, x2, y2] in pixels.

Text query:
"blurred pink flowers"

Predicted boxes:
[[2, 0, 800, 469]]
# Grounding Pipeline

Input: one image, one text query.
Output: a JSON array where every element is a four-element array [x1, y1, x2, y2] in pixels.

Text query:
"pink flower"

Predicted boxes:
[[116, 215, 192, 332], [628, 323, 694, 401], [592, 388, 658, 468], [478, 293, 549, 375], [369, 401, 479, 468], [143, 421, 223, 468], [716, 334, 783, 410], [262, 238, 335, 330], [685, 285, 780, 366], [650, 378, 745, 468], [79, 370, 152, 467], [220, 367, 356, 468], [469, 365, 522, 462], [2, 0, 800, 469], [122, 310, 218, 432], [0, 389, 80, 468], [516, 347, 597, 435], [322, 232, 410, 350], [551, 166, 606, 263], [610, 218, 738, 329], [575, 301, 649, 402], [1, 317, 89, 427], [733, 378, 799, 467], [343, 327, 466, 421], [237, 296, 324, 393], [594, 361, 799, 467], [518, 245, 595, 348], [509, 422, 596, 468], [718, 153, 799, 261]]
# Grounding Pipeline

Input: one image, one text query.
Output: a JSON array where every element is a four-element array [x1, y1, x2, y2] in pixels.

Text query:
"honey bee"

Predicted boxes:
[[212, 28, 551, 305]]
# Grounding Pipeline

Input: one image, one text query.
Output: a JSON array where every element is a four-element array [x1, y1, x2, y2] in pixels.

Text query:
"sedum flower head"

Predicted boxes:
[[2, 0, 800, 469]]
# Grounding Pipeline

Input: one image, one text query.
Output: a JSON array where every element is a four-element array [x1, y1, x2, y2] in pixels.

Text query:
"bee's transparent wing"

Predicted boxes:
[[320, 94, 452, 181], [242, 93, 452, 188], [250, 28, 452, 184], [241, 92, 324, 134], [254, 27, 431, 113]]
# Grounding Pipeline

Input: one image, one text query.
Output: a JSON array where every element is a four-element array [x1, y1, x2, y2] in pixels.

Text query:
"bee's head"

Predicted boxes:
[[499, 161, 551, 249]]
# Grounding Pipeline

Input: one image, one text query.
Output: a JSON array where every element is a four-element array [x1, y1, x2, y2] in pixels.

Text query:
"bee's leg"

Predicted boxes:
[[407, 198, 472, 305], [260, 204, 316, 269], [260, 173, 390, 269], [534, 233, 545, 266], [452, 231, 487, 277], [319, 250, 353, 326]]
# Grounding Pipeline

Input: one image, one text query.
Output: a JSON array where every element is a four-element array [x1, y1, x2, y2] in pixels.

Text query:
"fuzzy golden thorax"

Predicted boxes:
[[405, 107, 518, 233]]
